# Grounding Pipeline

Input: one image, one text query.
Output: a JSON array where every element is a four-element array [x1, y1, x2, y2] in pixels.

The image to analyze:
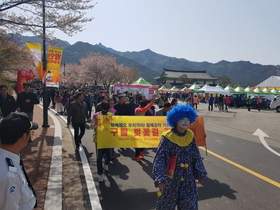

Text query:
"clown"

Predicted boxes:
[[152, 105, 207, 210]]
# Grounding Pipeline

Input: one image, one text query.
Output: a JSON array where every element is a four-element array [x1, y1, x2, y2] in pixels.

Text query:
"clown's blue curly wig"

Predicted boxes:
[[166, 105, 197, 128]]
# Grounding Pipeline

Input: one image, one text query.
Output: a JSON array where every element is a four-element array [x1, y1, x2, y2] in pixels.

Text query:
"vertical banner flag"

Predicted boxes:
[[25, 42, 44, 79], [17, 70, 36, 93], [96, 116, 206, 149], [187, 117, 206, 146], [60, 76, 68, 86], [46, 45, 63, 87]]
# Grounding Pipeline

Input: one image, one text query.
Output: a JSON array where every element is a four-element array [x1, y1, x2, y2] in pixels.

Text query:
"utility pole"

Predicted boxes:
[[42, 0, 49, 127], [63, 63, 66, 76]]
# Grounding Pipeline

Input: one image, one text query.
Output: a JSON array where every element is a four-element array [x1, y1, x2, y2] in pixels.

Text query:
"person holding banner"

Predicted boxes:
[[91, 102, 113, 182], [152, 105, 207, 210], [135, 97, 156, 162]]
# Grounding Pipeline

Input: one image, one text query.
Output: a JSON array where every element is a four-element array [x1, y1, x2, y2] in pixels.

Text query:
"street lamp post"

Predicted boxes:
[[42, 0, 49, 127], [63, 63, 66, 76]]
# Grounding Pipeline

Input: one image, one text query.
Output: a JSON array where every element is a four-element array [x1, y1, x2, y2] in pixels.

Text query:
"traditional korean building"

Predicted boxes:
[[154, 68, 219, 86]]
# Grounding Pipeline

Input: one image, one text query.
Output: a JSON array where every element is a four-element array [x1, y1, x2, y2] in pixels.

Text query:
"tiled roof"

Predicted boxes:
[[160, 68, 218, 80]]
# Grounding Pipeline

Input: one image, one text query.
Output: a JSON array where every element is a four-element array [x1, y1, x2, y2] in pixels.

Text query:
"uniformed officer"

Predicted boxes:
[[0, 112, 38, 210]]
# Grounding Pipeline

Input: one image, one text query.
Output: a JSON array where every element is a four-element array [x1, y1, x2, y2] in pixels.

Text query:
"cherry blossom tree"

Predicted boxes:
[[0, 31, 33, 78], [66, 53, 140, 89]]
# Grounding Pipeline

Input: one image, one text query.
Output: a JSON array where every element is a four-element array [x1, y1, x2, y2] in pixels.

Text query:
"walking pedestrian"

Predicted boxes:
[[246, 96, 252, 111], [54, 91, 63, 114], [157, 95, 168, 109], [218, 94, 224, 111], [155, 102, 172, 116], [152, 105, 207, 209], [67, 93, 90, 151], [16, 83, 39, 121], [108, 98, 117, 115], [192, 95, 199, 110], [114, 96, 129, 115], [208, 94, 214, 111], [224, 95, 231, 112], [0, 112, 38, 210], [91, 102, 113, 182], [257, 96, 262, 112], [0, 85, 16, 117], [171, 98, 178, 107]]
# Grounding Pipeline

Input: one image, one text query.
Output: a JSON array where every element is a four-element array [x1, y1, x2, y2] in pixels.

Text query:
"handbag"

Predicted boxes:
[[165, 155, 177, 179]]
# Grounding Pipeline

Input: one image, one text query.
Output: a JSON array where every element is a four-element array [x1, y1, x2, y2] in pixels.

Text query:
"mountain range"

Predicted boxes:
[[11, 34, 280, 86]]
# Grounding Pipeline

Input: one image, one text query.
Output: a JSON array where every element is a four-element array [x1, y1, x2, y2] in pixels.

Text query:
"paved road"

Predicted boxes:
[[63, 103, 280, 209]]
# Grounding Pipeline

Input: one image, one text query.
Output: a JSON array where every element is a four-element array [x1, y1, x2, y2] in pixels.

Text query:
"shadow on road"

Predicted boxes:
[[117, 147, 135, 159], [137, 158, 153, 179], [99, 173, 157, 210], [107, 158, 130, 180], [198, 177, 237, 201]]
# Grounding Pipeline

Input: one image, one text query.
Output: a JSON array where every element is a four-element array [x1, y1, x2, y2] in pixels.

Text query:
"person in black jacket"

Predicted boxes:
[[16, 83, 39, 121], [114, 96, 129, 115], [67, 93, 90, 151], [0, 85, 16, 117]]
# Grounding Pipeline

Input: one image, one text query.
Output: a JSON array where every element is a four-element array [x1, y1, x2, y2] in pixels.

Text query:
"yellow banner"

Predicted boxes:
[[25, 42, 44, 79], [96, 116, 206, 149], [46, 45, 63, 87]]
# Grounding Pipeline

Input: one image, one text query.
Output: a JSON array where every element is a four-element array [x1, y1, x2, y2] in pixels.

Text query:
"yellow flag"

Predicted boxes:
[[46, 45, 63, 87], [25, 42, 44, 79]]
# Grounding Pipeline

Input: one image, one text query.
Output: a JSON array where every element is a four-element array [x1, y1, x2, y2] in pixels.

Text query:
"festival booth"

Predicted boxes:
[[256, 76, 280, 91], [224, 85, 236, 93], [271, 88, 280, 94], [114, 77, 157, 99], [244, 86, 254, 94], [253, 87, 263, 94], [234, 86, 244, 93], [158, 86, 169, 92], [169, 86, 181, 92], [262, 87, 273, 94], [189, 82, 201, 90], [181, 87, 193, 92], [199, 84, 230, 95]]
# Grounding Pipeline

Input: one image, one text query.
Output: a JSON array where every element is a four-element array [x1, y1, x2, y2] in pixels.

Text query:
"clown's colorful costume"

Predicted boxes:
[[152, 105, 207, 210]]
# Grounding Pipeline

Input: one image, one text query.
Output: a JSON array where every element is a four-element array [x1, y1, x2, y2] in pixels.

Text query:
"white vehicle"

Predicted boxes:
[[270, 95, 280, 112]]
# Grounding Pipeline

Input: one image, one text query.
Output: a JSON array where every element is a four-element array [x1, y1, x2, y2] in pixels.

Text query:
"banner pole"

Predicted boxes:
[[42, 0, 49, 128]]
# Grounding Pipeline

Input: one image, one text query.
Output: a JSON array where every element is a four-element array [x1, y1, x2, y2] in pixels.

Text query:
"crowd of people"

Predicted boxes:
[[0, 84, 208, 209]]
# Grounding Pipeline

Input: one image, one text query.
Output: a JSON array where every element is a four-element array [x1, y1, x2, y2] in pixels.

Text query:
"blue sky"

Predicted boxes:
[[51, 0, 280, 65]]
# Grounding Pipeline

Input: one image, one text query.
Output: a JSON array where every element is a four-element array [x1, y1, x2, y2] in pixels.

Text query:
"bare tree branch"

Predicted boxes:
[[0, 0, 96, 37]]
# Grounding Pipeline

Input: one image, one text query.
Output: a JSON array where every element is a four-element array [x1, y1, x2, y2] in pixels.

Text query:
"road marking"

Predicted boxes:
[[54, 110, 102, 210], [199, 147, 280, 188], [38, 105, 62, 210], [253, 128, 280, 157]]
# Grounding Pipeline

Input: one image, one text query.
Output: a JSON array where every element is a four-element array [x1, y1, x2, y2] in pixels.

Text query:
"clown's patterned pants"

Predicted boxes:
[[156, 178, 198, 210]]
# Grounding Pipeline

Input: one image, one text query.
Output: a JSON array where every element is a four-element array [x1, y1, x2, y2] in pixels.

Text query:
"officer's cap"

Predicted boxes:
[[0, 112, 38, 144]]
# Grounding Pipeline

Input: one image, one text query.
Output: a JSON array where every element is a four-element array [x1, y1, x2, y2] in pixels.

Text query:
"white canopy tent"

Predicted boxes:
[[234, 86, 244, 92], [224, 85, 234, 91], [189, 82, 201, 90], [244, 86, 253, 92], [200, 85, 230, 95], [257, 76, 280, 88], [271, 88, 279, 93]]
